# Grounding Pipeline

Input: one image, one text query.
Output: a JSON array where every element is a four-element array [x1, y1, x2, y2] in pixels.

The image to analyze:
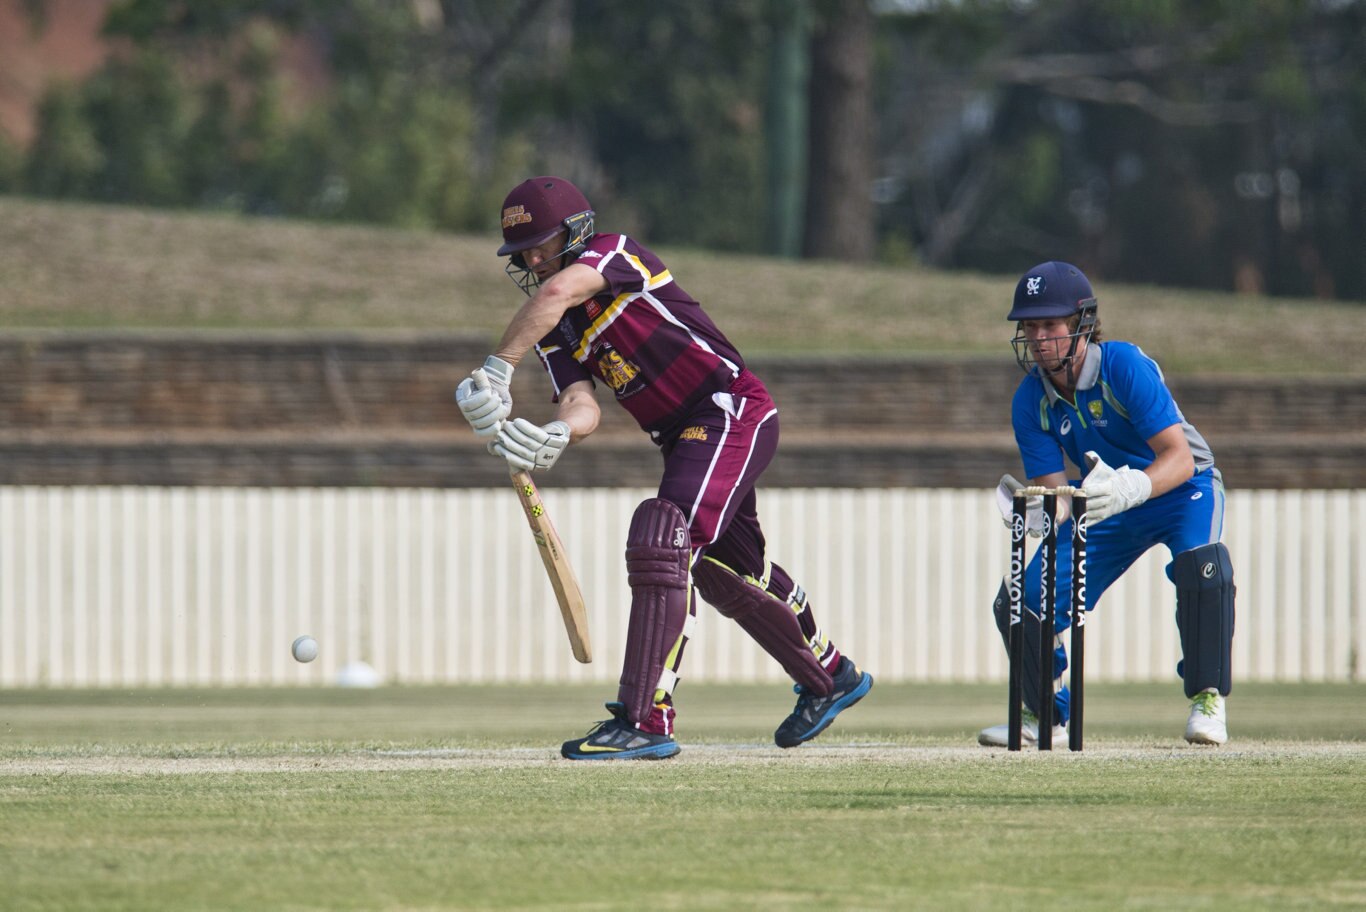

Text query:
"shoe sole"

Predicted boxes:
[[775, 672, 874, 749], [977, 726, 1066, 748], [560, 742, 681, 761]]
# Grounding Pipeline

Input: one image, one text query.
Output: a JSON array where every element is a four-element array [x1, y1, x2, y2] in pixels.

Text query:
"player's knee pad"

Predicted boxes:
[[992, 580, 1011, 646], [693, 556, 833, 695], [618, 498, 692, 723], [1174, 542, 1235, 698], [992, 579, 1051, 716]]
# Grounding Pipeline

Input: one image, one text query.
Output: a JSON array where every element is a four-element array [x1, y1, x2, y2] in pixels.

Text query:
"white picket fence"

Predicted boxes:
[[0, 486, 1362, 688]]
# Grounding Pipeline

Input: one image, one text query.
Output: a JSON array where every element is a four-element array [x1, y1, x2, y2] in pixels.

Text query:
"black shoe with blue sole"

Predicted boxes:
[[774, 658, 874, 748], [561, 702, 681, 761]]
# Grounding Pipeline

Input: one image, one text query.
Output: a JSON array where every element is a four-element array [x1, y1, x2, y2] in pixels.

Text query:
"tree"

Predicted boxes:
[[804, 0, 875, 261], [876, 0, 1366, 299]]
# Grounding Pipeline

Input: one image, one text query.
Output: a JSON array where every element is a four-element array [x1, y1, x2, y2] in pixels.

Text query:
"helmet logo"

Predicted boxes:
[[1025, 275, 1045, 295], [502, 205, 532, 229]]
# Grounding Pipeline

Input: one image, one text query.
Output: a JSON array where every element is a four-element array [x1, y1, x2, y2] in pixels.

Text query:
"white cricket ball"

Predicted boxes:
[[291, 635, 319, 663]]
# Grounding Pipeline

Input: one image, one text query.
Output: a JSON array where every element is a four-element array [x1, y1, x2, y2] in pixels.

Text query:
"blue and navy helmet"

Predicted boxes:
[[1008, 261, 1095, 321], [1008, 261, 1099, 379]]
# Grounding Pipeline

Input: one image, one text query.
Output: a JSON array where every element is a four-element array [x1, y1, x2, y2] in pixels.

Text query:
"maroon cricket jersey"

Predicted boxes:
[[533, 233, 745, 439]]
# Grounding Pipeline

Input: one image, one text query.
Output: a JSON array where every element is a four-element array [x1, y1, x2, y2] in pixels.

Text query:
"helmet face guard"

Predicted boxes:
[[504, 210, 595, 296], [1011, 297, 1098, 384]]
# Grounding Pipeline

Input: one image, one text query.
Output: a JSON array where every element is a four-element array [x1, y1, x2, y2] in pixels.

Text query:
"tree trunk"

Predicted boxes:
[[766, 0, 811, 258], [803, 0, 874, 261]]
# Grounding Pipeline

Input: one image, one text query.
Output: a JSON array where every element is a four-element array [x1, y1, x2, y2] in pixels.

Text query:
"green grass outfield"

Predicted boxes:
[[2, 683, 1363, 911]]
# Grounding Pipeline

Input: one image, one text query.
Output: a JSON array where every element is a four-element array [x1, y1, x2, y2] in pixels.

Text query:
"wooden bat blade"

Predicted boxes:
[[509, 469, 592, 663]]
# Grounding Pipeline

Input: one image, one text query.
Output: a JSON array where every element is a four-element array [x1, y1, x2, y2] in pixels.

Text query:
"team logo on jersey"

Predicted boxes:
[[680, 426, 708, 442], [596, 345, 644, 398], [501, 204, 531, 229], [1089, 401, 1103, 420], [1026, 275, 1045, 295], [558, 317, 578, 345]]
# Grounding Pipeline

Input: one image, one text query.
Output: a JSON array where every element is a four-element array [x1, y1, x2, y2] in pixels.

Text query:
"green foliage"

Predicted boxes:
[[876, 228, 918, 266], [6, 0, 1366, 298], [289, 75, 484, 229], [81, 50, 192, 204], [23, 84, 104, 197], [103, 0, 310, 41], [878, 0, 1366, 298], [559, 1, 772, 250], [17, 0, 519, 231], [0, 133, 20, 191], [1007, 132, 1061, 212]]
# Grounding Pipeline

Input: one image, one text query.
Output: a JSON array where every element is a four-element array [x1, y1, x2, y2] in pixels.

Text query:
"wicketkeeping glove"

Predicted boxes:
[[454, 355, 514, 439], [1081, 450, 1152, 523], [995, 474, 1045, 537], [493, 418, 571, 472]]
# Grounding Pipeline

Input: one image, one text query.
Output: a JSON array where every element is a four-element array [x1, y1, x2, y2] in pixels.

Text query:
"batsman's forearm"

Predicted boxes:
[[493, 297, 568, 367], [555, 400, 600, 443]]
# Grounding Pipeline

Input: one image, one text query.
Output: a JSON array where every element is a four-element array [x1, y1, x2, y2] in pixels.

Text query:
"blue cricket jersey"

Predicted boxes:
[[1011, 341, 1214, 480]]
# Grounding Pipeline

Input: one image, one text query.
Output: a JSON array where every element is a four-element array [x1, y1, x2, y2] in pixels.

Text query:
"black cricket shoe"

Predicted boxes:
[[560, 702, 681, 761], [774, 657, 874, 748]]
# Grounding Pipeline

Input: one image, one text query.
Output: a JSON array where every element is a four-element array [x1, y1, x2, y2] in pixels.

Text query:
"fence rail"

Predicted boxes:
[[0, 487, 1362, 687]]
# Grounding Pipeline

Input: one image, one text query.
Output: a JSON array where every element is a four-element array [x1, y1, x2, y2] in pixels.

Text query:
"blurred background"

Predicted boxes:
[[0, 1, 1362, 689], [2, 0, 1363, 298]]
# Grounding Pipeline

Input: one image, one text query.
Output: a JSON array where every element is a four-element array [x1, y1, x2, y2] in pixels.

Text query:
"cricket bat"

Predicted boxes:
[[470, 368, 592, 663], [509, 467, 592, 664]]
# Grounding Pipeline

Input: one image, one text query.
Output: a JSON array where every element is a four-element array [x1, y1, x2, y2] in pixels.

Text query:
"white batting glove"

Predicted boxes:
[[493, 418, 571, 472], [995, 474, 1044, 538], [454, 355, 514, 439], [1081, 450, 1152, 524]]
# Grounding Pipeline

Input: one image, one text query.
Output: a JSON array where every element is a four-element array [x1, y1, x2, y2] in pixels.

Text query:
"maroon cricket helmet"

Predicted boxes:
[[496, 176, 595, 256]]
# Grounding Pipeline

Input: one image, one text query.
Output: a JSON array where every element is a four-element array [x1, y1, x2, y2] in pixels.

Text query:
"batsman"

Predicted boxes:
[[980, 261, 1236, 748], [455, 176, 873, 760]]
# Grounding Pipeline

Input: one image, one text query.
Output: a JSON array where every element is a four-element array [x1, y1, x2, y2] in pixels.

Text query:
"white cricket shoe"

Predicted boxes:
[[1184, 688, 1228, 745], [978, 710, 1067, 747]]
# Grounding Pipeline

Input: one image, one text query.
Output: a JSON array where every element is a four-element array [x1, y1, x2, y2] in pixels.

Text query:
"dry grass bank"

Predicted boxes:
[[3, 195, 1362, 374]]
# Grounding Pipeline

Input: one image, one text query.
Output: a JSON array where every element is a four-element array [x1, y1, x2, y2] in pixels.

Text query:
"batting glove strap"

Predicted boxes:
[[481, 354, 514, 389]]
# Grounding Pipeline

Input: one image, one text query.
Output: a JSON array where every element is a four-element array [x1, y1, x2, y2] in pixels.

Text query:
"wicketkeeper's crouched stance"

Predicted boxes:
[[979, 261, 1235, 749], [456, 176, 872, 760]]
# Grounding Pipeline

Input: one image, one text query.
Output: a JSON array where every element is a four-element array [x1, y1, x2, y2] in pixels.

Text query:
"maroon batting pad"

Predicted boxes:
[[693, 558, 833, 695], [618, 498, 692, 723]]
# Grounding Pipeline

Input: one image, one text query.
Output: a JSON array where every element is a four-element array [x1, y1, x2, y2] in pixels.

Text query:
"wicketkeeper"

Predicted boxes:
[[455, 176, 873, 760], [981, 261, 1235, 747]]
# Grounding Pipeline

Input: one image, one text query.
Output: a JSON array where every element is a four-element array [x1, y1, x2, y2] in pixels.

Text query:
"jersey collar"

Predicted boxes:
[[1036, 342, 1102, 404]]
